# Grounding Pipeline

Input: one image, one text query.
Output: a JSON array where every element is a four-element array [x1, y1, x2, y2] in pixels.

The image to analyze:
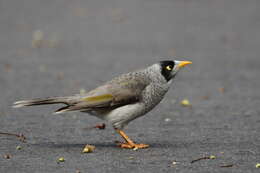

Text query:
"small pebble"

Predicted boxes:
[[209, 155, 216, 159], [164, 118, 172, 122], [16, 145, 22, 150], [4, 154, 11, 159], [172, 161, 178, 165]]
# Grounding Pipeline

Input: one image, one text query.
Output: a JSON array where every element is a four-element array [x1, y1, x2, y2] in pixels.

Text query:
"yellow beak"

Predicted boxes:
[[177, 61, 192, 68]]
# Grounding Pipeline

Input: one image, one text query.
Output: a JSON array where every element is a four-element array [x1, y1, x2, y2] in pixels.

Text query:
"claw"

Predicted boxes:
[[116, 141, 149, 149]]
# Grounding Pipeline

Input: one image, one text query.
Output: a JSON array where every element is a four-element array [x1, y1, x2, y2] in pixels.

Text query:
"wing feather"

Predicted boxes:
[[55, 77, 148, 113]]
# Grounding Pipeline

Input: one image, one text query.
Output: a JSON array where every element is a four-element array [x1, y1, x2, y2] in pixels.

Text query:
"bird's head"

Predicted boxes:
[[159, 60, 192, 82]]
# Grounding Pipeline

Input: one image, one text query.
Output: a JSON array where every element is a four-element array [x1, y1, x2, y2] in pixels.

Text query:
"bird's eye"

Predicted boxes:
[[166, 65, 172, 71]]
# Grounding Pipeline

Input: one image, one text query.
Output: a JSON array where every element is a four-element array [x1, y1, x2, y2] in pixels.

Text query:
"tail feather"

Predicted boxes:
[[13, 97, 69, 108], [54, 105, 71, 114], [54, 105, 90, 114], [13, 96, 90, 114]]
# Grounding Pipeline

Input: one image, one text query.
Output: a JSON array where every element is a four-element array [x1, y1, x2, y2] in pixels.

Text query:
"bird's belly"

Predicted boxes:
[[85, 85, 169, 129], [101, 103, 146, 129]]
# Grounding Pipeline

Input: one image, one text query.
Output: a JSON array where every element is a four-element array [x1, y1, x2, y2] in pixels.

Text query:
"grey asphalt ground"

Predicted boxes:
[[0, 0, 260, 172]]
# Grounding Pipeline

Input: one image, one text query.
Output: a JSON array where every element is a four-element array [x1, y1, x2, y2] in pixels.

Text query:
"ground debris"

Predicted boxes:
[[256, 163, 260, 168], [164, 118, 172, 122], [57, 157, 65, 163], [4, 154, 11, 159], [82, 144, 95, 153], [127, 156, 134, 160], [180, 99, 192, 107], [220, 164, 234, 168], [16, 145, 22, 150], [209, 155, 216, 159], [191, 155, 216, 164], [0, 131, 26, 142], [171, 161, 179, 167]]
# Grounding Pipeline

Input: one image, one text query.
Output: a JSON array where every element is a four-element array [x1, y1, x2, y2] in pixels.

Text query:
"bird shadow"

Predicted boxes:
[[29, 140, 183, 149], [30, 141, 115, 149]]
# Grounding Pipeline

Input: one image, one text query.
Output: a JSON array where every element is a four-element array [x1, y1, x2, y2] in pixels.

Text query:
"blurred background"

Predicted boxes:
[[0, 0, 260, 172], [1, 0, 259, 97]]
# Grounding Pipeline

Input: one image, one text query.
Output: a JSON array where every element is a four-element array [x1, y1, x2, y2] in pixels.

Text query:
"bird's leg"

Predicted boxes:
[[115, 129, 149, 149]]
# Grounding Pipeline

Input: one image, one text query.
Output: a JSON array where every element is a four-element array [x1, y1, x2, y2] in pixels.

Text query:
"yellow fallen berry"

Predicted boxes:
[[209, 155, 216, 159], [57, 157, 65, 163], [82, 145, 95, 153], [181, 99, 191, 107], [256, 163, 260, 168]]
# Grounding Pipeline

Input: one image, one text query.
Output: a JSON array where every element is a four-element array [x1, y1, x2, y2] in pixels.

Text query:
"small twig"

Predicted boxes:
[[191, 156, 211, 164], [220, 164, 234, 168], [0, 132, 26, 142], [191, 155, 216, 164], [83, 123, 106, 130]]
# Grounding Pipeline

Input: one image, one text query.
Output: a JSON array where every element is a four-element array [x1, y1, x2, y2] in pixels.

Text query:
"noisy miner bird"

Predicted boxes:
[[13, 60, 192, 149]]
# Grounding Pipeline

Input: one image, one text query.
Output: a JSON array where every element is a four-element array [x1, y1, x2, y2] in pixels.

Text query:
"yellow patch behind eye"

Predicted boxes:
[[166, 65, 172, 71]]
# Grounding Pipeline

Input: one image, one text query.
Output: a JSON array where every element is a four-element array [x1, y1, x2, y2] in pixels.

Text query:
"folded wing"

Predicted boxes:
[[55, 80, 147, 114]]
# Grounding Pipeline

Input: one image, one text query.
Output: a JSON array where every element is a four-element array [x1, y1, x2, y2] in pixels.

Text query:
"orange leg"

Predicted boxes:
[[115, 129, 149, 149]]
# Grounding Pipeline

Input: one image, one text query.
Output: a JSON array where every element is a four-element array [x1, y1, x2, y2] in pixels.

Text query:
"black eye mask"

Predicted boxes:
[[160, 61, 175, 81]]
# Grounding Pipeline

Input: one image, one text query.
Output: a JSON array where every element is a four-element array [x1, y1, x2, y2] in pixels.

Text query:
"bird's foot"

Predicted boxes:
[[115, 141, 149, 149]]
